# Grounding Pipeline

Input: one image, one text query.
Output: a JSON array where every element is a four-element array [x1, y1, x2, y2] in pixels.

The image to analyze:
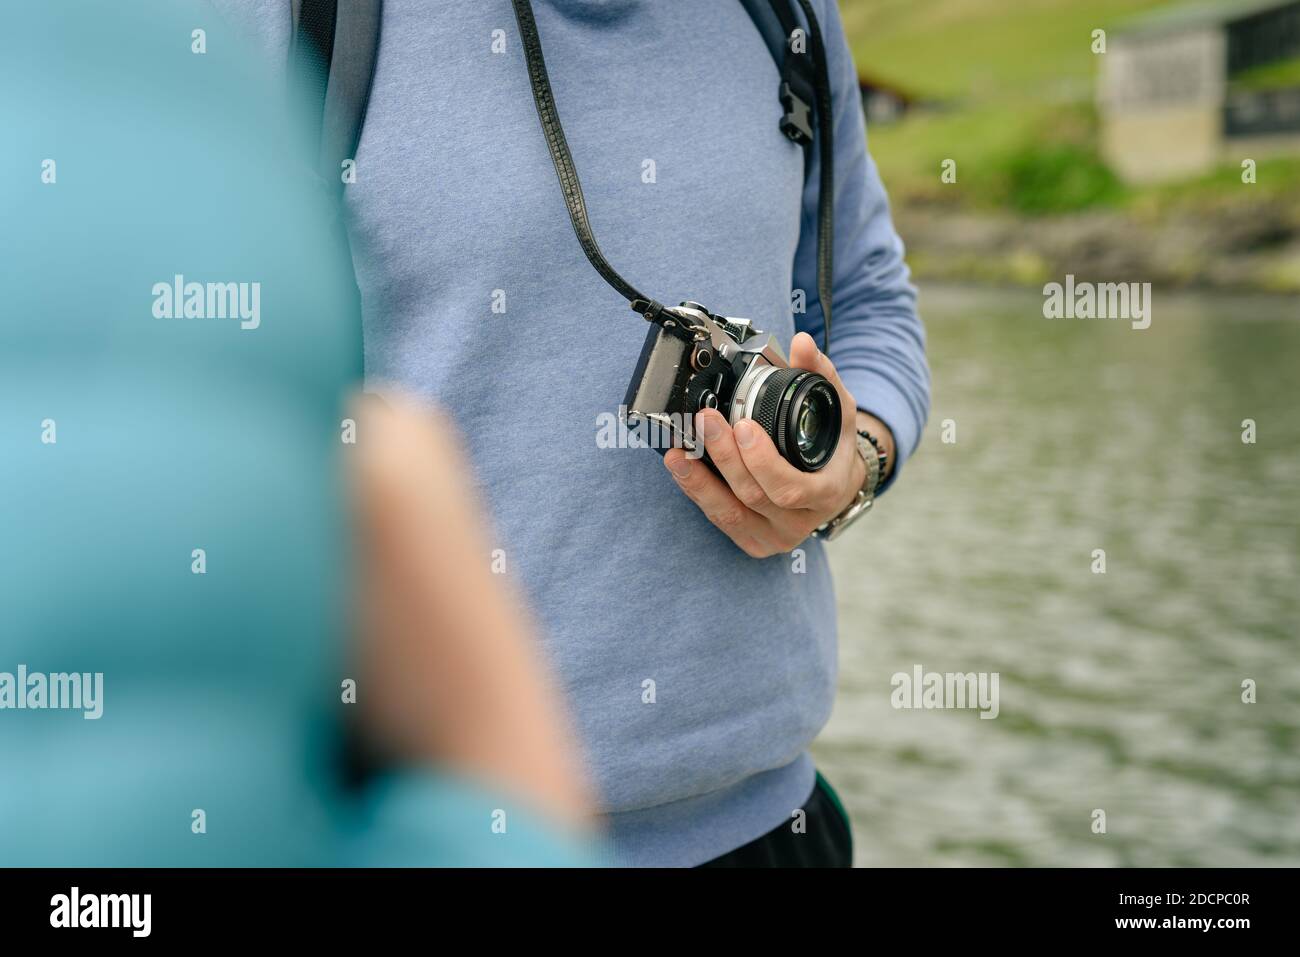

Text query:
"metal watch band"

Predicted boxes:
[[812, 428, 885, 541]]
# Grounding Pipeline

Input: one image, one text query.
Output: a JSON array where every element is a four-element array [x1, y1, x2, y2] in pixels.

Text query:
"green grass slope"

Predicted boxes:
[[841, 0, 1300, 214]]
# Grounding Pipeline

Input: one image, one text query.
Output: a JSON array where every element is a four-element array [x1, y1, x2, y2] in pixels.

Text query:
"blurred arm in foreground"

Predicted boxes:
[[350, 393, 596, 834]]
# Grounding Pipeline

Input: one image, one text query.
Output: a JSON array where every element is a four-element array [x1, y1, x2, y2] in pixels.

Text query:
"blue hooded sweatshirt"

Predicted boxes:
[[211, 0, 930, 866]]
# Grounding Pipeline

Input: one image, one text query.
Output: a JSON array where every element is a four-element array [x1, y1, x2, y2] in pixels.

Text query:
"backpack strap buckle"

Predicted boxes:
[[779, 80, 814, 144], [777, 30, 815, 146]]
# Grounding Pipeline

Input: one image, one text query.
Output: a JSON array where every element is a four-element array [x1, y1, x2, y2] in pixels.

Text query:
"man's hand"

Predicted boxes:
[[663, 332, 894, 558]]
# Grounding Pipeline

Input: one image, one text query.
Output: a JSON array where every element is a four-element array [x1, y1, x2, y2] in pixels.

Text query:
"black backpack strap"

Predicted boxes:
[[738, 0, 787, 72], [291, 0, 383, 192], [740, 0, 835, 345], [739, 0, 817, 146]]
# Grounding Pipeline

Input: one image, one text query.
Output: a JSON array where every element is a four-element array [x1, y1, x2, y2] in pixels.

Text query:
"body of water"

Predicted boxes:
[[815, 283, 1300, 866]]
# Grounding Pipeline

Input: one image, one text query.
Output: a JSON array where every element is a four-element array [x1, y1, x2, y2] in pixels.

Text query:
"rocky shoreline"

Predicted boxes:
[[894, 199, 1300, 294]]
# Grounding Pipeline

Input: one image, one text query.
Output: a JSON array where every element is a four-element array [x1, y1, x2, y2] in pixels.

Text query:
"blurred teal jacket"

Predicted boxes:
[[0, 0, 591, 867]]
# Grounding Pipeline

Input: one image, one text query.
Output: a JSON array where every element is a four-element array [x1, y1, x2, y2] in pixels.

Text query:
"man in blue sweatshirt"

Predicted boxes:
[[212, 0, 930, 866]]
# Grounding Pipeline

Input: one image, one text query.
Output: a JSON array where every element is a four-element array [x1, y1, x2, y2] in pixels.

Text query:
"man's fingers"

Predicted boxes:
[[733, 418, 837, 512], [663, 448, 772, 556], [790, 331, 842, 390], [788, 331, 821, 374], [695, 410, 784, 519], [789, 332, 857, 435]]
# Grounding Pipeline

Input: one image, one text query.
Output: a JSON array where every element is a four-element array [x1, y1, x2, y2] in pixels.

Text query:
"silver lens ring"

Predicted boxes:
[[728, 362, 781, 427]]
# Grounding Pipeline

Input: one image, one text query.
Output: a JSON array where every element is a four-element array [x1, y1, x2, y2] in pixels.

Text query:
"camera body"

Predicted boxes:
[[622, 302, 841, 472]]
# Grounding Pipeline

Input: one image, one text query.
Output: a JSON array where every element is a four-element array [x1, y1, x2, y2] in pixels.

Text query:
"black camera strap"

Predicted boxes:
[[509, 0, 836, 346]]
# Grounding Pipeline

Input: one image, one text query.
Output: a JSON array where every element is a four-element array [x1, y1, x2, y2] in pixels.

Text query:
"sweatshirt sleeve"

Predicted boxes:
[[791, 0, 931, 492]]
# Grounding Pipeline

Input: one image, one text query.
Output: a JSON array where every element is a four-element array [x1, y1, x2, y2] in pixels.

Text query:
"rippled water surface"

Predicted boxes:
[[814, 284, 1300, 866]]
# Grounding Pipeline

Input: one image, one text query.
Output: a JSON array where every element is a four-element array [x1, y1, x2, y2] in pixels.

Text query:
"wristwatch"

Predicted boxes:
[[813, 429, 887, 541]]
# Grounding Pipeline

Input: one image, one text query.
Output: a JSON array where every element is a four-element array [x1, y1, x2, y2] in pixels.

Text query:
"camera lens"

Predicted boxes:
[[745, 366, 841, 471], [797, 402, 820, 453]]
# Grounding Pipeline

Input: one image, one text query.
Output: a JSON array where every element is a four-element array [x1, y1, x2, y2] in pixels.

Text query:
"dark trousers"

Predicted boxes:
[[700, 771, 853, 867]]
